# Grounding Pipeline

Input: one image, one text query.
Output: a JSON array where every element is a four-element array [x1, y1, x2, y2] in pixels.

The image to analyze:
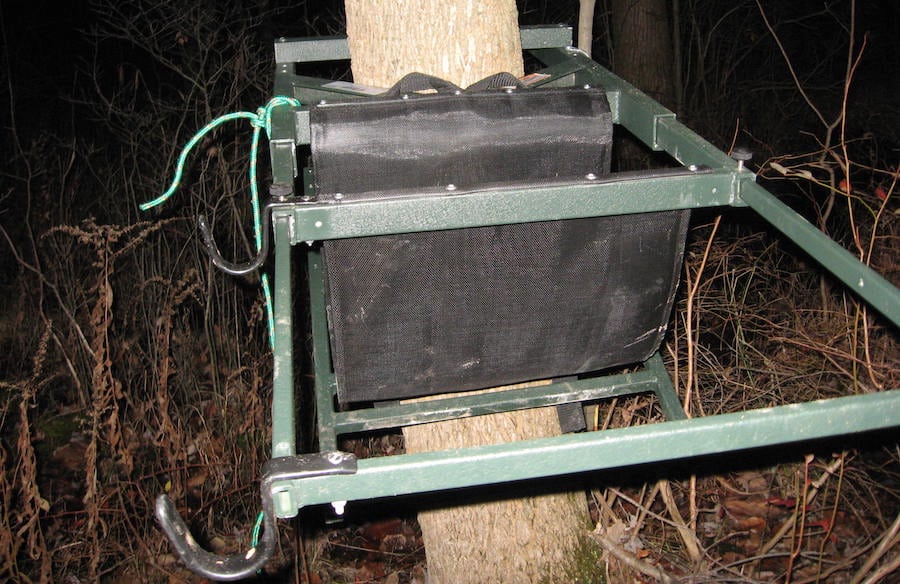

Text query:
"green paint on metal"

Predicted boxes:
[[333, 368, 662, 434], [274, 35, 350, 64], [645, 353, 687, 421], [307, 248, 338, 452], [274, 26, 572, 66], [270, 389, 900, 517], [740, 182, 900, 327], [271, 215, 296, 458], [519, 24, 573, 49], [286, 170, 739, 244], [261, 25, 900, 520], [654, 116, 739, 171]]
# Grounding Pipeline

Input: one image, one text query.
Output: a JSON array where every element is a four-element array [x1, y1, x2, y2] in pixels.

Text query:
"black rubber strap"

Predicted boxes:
[[379, 72, 525, 98], [465, 72, 525, 92], [380, 72, 462, 97]]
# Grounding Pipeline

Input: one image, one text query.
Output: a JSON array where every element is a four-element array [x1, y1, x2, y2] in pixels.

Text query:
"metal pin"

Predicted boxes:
[[731, 147, 753, 172]]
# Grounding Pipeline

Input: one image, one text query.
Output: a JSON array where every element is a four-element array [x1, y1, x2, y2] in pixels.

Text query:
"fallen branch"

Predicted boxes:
[[591, 526, 675, 584]]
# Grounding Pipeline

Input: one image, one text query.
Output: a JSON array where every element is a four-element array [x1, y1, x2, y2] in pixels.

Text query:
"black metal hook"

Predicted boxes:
[[155, 452, 357, 581], [155, 493, 276, 581], [197, 205, 273, 276]]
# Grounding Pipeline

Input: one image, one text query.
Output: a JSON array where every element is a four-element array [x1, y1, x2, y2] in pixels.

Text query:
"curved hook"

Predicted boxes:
[[198, 207, 272, 276], [156, 453, 357, 581], [155, 493, 276, 581]]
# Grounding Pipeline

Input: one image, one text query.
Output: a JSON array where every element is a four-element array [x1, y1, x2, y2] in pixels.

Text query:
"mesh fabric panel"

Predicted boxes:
[[310, 82, 688, 402], [324, 212, 688, 402]]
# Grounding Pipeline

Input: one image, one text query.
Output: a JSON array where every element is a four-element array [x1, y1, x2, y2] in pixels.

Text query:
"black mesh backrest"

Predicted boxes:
[[310, 82, 688, 403]]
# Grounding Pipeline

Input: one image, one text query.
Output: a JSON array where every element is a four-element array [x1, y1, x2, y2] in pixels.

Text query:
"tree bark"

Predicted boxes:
[[610, 0, 675, 169], [611, 0, 674, 108], [345, 0, 523, 89], [344, 2, 591, 582]]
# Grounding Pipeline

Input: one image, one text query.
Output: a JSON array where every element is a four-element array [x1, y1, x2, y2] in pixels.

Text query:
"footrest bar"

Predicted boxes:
[[270, 390, 899, 517]]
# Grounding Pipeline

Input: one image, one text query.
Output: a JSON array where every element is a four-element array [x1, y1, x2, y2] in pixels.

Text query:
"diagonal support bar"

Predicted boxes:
[[740, 183, 900, 327]]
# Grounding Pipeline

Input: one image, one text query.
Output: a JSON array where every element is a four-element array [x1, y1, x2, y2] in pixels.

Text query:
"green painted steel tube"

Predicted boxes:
[[740, 182, 900, 327], [274, 26, 572, 65], [307, 248, 339, 451], [333, 368, 662, 434], [271, 216, 296, 458], [271, 389, 899, 517], [287, 170, 738, 243], [645, 353, 687, 421]]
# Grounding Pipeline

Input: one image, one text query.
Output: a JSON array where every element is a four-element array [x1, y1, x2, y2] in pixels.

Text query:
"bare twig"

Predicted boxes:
[[659, 479, 703, 565], [578, 0, 596, 56], [591, 527, 675, 584], [754, 0, 827, 127], [760, 455, 846, 556], [850, 511, 900, 584]]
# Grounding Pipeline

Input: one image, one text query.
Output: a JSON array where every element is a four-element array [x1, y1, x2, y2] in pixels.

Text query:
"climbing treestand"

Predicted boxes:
[[149, 26, 900, 581]]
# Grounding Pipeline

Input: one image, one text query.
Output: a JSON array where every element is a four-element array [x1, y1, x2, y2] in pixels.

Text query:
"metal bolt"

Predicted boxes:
[[402, 94, 409, 100], [333, 192, 344, 201], [731, 147, 753, 172], [269, 183, 293, 200], [583, 84, 592, 90], [446, 184, 457, 192], [318, 99, 327, 106], [585, 173, 597, 181], [331, 500, 347, 515]]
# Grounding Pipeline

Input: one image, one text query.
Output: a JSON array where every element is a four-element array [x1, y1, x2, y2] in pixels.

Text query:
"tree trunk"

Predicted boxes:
[[611, 0, 674, 108], [611, 0, 675, 169], [343, 2, 591, 582]]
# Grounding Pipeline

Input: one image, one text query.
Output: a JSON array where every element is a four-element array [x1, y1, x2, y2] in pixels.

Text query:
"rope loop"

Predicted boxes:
[[140, 96, 299, 211], [140, 96, 300, 351]]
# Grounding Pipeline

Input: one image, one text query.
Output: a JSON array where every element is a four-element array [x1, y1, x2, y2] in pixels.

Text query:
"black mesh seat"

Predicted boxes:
[[310, 82, 689, 403]]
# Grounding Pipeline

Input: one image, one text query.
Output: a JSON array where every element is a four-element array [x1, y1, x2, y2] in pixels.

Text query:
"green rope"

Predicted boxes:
[[141, 96, 300, 351], [251, 511, 265, 547]]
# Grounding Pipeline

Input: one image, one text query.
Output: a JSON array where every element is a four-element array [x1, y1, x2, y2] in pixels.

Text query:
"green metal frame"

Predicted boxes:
[[262, 26, 899, 520], [155, 26, 898, 580]]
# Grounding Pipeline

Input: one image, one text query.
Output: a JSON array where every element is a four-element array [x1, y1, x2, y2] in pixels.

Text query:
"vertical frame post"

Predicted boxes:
[[272, 214, 296, 458], [307, 248, 339, 451]]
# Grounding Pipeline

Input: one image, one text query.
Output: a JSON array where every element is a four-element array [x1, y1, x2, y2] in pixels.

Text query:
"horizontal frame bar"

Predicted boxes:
[[282, 169, 746, 244], [334, 367, 662, 434], [274, 25, 573, 64], [270, 389, 899, 517]]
